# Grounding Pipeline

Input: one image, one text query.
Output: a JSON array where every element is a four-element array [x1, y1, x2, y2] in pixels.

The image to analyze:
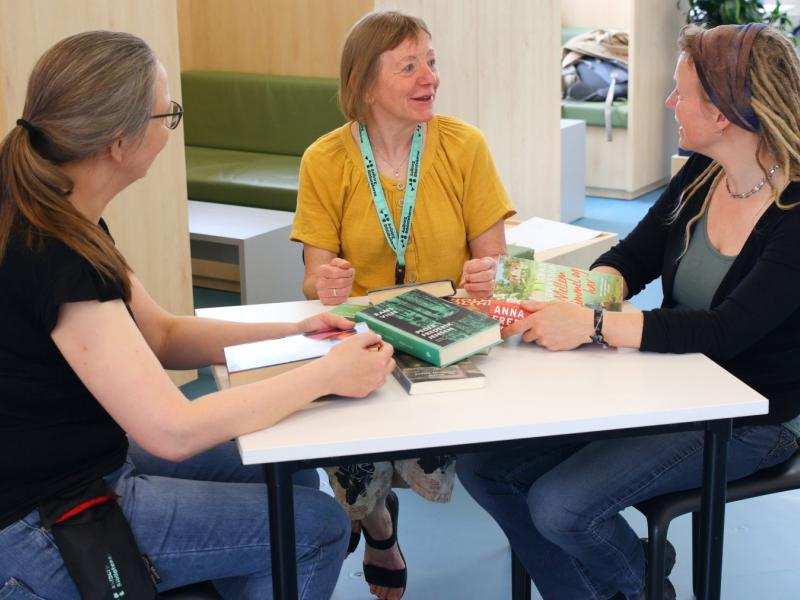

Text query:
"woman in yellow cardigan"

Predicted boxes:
[[291, 10, 515, 600]]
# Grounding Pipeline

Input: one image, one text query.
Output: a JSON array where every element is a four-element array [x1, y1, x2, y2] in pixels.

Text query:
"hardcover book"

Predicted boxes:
[[494, 257, 623, 311], [392, 352, 486, 395], [355, 289, 501, 367], [224, 322, 369, 386], [366, 279, 457, 305], [448, 297, 532, 327]]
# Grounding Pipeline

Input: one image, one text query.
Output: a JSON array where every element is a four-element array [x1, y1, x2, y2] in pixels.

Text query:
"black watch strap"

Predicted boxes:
[[590, 305, 608, 348]]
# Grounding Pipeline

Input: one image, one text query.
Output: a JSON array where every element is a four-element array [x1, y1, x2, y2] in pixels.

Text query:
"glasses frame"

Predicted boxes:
[[150, 100, 183, 130]]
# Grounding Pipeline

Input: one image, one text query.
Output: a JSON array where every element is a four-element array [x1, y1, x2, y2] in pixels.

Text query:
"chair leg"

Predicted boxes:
[[511, 549, 532, 600], [646, 515, 670, 600], [691, 511, 701, 599]]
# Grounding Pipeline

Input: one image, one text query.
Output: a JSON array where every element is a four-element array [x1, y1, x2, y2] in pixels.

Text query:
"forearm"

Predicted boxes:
[[303, 272, 320, 300], [602, 309, 644, 349], [157, 317, 300, 369]]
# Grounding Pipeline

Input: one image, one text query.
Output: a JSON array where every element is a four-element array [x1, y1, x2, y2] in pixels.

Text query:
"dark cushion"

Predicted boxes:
[[561, 100, 628, 129], [181, 70, 345, 156], [185, 146, 301, 212]]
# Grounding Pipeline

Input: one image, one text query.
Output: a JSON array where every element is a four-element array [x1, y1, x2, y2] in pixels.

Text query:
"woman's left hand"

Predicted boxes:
[[502, 301, 594, 351], [460, 256, 497, 297], [295, 312, 356, 335]]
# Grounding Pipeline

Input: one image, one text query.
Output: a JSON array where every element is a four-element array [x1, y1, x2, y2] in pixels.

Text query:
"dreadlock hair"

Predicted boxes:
[[672, 24, 800, 256], [0, 31, 159, 300]]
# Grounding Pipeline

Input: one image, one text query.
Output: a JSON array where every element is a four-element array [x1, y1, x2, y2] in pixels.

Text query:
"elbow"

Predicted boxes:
[[129, 421, 198, 463]]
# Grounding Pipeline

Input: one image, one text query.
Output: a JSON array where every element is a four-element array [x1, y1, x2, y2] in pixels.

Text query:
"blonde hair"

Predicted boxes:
[[672, 24, 800, 254], [0, 30, 158, 299], [339, 10, 431, 123]]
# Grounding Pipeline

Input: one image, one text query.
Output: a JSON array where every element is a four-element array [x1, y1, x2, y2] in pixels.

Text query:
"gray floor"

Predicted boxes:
[[185, 190, 800, 599]]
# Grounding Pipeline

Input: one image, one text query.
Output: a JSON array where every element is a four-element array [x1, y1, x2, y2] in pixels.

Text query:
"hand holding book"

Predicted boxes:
[[459, 256, 498, 298], [320, 332, 396, 398], [501, 300, 596, 351], [316, 257, 355, 305], [295, 310, 356, 336]]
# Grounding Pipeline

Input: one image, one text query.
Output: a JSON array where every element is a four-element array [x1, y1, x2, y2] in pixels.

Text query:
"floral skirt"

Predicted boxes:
[[325, 455, 456, 520]]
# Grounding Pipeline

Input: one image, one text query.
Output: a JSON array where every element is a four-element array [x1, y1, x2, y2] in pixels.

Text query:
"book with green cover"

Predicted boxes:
[[494, 256, 624, 311], [355, 289, 501, 367]]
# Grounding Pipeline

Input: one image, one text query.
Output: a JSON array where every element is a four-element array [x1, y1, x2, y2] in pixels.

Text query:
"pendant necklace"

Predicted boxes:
[[725, 163, 780, 199]]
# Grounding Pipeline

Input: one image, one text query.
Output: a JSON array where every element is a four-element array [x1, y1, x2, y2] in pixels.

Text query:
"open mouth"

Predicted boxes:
[[412, 95, 434, 103]]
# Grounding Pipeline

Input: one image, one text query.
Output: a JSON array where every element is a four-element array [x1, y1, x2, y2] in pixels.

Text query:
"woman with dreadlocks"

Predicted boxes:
[[457, 23, 800, 600]]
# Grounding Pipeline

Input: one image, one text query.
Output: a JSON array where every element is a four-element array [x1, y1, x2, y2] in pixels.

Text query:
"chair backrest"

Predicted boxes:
[[181, 70, 346, 156]]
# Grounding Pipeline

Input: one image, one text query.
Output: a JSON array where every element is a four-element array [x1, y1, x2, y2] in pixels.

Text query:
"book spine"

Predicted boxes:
[[355, 313, 444, 366]]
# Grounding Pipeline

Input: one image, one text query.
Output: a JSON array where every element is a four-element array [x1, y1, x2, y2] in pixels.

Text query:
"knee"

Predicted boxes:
[[527, 479, 590, 545], [455, 452, 499, 500], [297, 488, 350, 551]]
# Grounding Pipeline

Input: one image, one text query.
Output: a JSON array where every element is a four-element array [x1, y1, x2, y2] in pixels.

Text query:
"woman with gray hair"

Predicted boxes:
[[0, 31, 396, 599], [459, 23, 800, 600]]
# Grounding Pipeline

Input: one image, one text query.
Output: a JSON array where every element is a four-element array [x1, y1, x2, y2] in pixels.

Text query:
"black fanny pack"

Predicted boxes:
[[38, 478, 160, 600]]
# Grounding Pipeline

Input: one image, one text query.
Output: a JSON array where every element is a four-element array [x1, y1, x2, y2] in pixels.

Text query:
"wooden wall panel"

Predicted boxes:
[[627, 0, 683, 191], [0, 0, 194, 383], [177, 0, 372, 76], [376, 0, 562, 221], [561, 0, 629, 29]]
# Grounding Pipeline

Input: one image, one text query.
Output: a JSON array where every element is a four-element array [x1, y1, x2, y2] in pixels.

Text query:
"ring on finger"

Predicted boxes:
[[331, 287, 337, 297]]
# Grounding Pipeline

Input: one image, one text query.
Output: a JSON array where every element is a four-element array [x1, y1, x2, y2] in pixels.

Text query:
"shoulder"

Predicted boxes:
[[302, 122, 352, 167], [433, 115, 486, 147]]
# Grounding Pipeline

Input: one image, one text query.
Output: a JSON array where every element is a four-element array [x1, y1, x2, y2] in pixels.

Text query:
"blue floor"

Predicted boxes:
[[184, 191, 800, 599]]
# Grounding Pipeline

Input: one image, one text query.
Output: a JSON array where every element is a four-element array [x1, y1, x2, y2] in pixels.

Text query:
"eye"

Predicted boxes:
[[401, 63, 415, 73], [428, 58, 437, 69]]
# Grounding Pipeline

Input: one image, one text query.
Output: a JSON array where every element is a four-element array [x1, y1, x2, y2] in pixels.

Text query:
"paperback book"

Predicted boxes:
[[448, 297, 532, 327], [355, 289, 501, 367], [224, 322, 369, 386], [392, 351, 486, 395], [494, 256, 623, 311]]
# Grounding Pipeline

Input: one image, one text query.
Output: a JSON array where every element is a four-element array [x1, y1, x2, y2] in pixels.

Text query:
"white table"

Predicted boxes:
[[197, 300, 768, 600], [188, 200, 304, 304]]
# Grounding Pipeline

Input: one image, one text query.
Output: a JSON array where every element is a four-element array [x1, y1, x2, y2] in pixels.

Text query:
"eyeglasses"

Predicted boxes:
[[150, 100, 183, 130]]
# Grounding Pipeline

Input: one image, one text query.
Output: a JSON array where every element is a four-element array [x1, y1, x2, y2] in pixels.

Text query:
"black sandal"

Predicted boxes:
[[348, 525, 361, 554], [362, 491, 407, 595]]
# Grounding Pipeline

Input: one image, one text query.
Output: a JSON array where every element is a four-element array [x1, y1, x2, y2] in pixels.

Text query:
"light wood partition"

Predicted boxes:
[[375, 0, 563, 220], [561, 0, 683, 198], [177, 0, 372, 77], [0, 0, 195, 384]]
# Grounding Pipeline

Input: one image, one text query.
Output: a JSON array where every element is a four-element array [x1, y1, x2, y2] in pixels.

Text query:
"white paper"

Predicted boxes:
[[506, 217, 603, 253]]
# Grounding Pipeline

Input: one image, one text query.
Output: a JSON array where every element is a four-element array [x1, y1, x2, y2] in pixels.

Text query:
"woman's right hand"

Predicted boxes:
[[320, 332, 395, 397], [316, 257, 355, 305]]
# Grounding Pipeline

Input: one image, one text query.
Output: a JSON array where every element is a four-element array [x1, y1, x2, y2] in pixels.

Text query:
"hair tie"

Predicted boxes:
[[16, 118, 38, 134]]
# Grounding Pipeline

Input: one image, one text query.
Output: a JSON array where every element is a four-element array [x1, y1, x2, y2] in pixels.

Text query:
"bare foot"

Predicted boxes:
[[362, 500, 406, 600]]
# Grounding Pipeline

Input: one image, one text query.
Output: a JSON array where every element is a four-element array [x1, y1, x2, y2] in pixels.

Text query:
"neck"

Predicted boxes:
[[710, 130, 782, 195], [60, 158, 124, 223], [362, 116, 418, 164]]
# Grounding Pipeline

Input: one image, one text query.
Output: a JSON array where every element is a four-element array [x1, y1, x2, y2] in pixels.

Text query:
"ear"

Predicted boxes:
[[108, 138, 126, 164], [714, 110, 731, 136]]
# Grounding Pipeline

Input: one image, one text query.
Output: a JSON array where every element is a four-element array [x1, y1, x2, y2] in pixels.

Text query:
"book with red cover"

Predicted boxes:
[[448, 297, 532, 327]]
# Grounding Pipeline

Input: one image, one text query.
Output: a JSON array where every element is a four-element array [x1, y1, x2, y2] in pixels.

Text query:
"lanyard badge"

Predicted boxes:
[[358, 123, 423, 285]]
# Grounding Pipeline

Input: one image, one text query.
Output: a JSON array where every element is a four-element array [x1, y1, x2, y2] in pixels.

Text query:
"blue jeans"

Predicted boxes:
[[457, 424, 798, 600], [0, 441, 348, 600]]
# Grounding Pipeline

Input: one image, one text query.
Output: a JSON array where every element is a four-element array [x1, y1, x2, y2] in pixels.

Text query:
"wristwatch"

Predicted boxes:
[[590, 305, 608, 348]]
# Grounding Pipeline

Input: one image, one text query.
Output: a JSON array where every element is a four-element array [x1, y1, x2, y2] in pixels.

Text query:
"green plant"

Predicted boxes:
[[677, 0, 795, 34]]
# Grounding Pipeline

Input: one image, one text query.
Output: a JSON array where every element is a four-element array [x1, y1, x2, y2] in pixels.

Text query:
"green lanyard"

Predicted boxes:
[[358, 123, 423, 285]]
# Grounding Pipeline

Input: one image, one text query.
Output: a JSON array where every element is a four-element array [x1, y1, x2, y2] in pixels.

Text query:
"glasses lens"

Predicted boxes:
[[169, 101, 183, 130]]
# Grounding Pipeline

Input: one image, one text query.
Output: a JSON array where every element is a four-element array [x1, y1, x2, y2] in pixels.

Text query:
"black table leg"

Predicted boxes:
[[697, 419, 732, 600], [511, 549, 531, 600], [264, 462, 299, 600]]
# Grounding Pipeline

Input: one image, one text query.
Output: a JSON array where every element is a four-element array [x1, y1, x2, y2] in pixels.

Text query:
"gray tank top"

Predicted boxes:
[[672, 210, 736, 311]]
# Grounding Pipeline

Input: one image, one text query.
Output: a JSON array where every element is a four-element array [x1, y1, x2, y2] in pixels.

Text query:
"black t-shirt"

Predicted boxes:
[[0, 220, 129, 529]]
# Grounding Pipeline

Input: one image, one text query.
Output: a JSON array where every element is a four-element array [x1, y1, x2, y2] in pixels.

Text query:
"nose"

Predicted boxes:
[[418, 62, 438, 85], [665, 88, 678, 110]]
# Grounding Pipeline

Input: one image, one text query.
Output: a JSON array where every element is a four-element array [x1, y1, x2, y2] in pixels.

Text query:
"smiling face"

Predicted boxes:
[[366, 33, 439, 127], [665, 52, 725, 153]]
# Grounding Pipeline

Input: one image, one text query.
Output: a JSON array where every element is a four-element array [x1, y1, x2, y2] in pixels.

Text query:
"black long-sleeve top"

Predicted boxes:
[[592, 153, 800, 426]]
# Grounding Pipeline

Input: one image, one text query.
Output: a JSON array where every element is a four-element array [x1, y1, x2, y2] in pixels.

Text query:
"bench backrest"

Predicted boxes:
[[181, 70, 346, 156]]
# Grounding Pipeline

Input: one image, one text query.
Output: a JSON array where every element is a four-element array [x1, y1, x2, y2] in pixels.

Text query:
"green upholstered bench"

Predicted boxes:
[[181, 71, 347, 212], [560, 27, 628, 130]]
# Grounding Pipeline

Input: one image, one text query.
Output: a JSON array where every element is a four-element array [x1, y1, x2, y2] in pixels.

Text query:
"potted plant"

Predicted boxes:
[[677, 0, 795, 35]]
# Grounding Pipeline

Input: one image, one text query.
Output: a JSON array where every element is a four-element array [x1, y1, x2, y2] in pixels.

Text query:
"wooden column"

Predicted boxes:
[[0, 0, 195, 384]]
